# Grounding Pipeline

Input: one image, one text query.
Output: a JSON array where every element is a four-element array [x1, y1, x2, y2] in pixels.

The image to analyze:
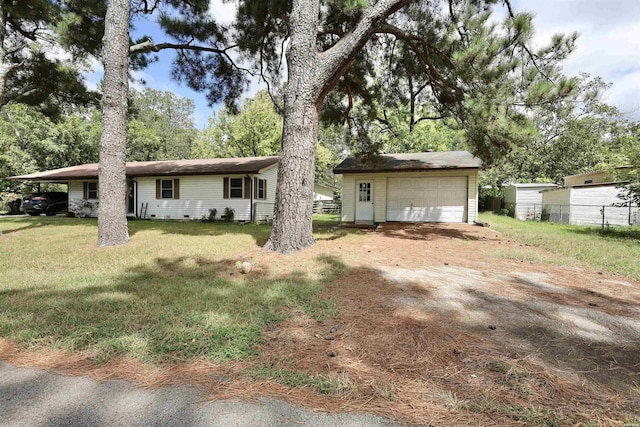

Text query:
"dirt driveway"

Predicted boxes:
[[247, 222, 640, 425], [2, 222, 638, 426]]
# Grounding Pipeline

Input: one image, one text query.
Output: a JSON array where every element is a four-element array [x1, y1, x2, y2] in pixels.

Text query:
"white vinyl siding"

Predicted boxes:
[[313, 184, 334, 201], [468, 172, 478, 223], [68, 180, 99, 217], [374, 176, 387, 223], [338, 170, 478, 224], [564, 171, 612, 187], [504, 184, 559, 220], [253, 165, 278, 221], [65, 165, 278, 221], [138, 175, 244, 220], [541, 188, 573, 224], [570, 185, 628, 226], [341, 175, 356, 222]]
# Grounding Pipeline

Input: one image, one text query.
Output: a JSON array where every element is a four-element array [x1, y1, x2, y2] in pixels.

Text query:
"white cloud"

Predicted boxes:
[[515, 0, 640, 120], [208, 0, 237, 25]]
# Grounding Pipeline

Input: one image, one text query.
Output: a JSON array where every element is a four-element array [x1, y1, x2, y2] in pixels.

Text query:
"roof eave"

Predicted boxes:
[[333, 166, 481, 174]]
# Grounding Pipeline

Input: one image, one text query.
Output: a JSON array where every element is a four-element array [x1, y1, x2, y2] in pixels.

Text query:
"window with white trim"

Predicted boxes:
[[358, 182, 371, 202], [229, 178, 243, 198], [257, 178, 266, 199], [161, 179, 173, 199], [87, 182, 98, 199]]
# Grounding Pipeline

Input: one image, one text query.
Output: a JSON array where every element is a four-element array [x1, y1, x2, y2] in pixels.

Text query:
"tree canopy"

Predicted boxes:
[[0, 0, 98, 118]]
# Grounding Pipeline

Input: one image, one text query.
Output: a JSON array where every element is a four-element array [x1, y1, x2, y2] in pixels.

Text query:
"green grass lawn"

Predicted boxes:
[[0, 215, 342, 364], [480, 213, 640, 281]]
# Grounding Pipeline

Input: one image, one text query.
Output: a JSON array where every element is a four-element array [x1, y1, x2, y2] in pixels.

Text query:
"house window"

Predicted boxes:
[[229, 178, 243, 198], [87, 182, 98, 199], [257, 179, 266, 200], [161, 179, 173, 199]]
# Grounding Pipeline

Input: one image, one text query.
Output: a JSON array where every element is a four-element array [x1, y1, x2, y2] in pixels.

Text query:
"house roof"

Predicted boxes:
[[563, 166, 632, 180], [314, 182, 338, 190], [504, 183, 560, 189], [540, 181, 630, 192], [333, 151, 482, 174], [8, 156, 280, 181]]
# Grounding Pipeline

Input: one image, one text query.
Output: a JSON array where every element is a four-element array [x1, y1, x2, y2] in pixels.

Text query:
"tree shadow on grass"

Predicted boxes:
[[2, 251, 639, 423], [127, 219, 273, 245], [0, 255, 345, 364], [0, 217, 357, 246], [563, 225, 640, 241]]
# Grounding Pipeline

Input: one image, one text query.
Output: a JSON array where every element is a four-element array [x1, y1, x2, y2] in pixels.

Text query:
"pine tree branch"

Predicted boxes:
[[502, 0, 551, 81], [129, 39, 236, 55], [316, 0, 410, 102], [413, 115, 447, 125]]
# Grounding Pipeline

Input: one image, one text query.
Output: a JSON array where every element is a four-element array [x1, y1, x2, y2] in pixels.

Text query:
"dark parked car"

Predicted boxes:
[[21, 192, 69, 216]]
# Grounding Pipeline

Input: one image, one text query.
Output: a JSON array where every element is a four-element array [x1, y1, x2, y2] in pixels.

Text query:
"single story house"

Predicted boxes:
[[313, 183, 337, 201], [563, 167, 631, 187], [540, 169, 636, 226], [333, 151, 482, 224], [503, 183, 560, 220], [9, 156, 279, 221]]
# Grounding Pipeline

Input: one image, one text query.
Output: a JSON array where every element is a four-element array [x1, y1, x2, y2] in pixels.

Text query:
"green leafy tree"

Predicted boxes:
[[481, 75, 628, 189], [195, 90, 282, 158], [126, 118, 162, 161], [129, 88, 197, 160], [0, 103, 101, 193], [618, 124, 640, 206]]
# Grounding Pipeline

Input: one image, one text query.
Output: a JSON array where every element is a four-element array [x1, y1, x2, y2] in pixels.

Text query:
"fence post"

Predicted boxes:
[[559, 205, 562, 224], [602, 205, 605, 230]]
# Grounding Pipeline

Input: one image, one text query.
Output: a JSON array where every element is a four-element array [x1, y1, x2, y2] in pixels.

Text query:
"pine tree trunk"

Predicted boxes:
[[263, 0, 321, 254], [264, 96, 318, 254], [264, 0, 406, 253], [97, 0, 130, 247], [0, 0, 10, 107]]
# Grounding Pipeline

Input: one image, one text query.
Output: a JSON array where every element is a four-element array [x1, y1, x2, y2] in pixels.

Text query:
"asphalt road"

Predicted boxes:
[[0, 361, 405, 427]]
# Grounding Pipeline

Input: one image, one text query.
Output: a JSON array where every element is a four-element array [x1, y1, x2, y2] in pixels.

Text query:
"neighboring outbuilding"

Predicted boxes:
[[333, 151, 482, 224], [313, 183, 337, 201], [540, 169, 637, 226], [9, 156, 279, 221], [502, 183, 560, 220]]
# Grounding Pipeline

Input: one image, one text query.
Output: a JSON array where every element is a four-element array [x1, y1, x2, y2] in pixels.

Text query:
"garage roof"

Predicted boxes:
[[333, 151, 482, 174], [8, 156, 279, 181]]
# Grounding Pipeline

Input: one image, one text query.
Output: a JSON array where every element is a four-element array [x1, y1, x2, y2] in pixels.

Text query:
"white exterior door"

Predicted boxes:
[[355, 180, 374, 221], [386, 177, 467, 222]]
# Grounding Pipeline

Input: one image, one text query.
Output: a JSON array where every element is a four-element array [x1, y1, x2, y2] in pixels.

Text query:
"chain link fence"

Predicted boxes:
[[254, 201, 342, 222], [521, 203, 640, 228]]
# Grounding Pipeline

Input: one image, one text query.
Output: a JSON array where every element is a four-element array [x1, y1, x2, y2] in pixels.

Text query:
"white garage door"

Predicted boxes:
[[387, 177, 468, 222]]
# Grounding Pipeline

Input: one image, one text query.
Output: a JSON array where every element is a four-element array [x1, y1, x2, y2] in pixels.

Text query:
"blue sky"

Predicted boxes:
[[85, 0, 640, 129]]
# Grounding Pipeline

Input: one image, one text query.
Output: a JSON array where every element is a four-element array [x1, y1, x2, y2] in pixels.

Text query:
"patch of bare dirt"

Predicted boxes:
[[2, 222, 639, 426]]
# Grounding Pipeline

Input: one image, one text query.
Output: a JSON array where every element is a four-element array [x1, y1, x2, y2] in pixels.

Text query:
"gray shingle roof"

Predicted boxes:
[[8, 156, 279, 181], [333, 151, 482, 174]]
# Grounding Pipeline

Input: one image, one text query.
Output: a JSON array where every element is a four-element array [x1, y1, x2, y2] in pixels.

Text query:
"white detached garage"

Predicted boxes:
[[333, 151, 482, 224]]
